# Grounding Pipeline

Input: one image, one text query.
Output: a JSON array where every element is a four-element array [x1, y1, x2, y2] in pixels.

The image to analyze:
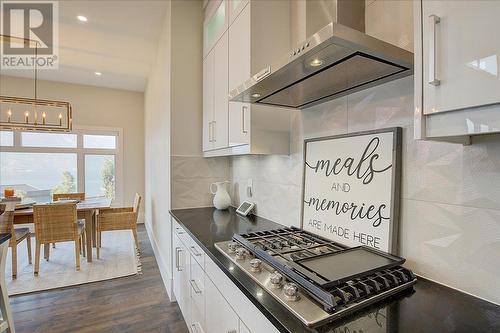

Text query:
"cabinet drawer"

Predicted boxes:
[[187, 237, 205, 269], [190, 258, 205, 328], [205, 256, 279, 333]]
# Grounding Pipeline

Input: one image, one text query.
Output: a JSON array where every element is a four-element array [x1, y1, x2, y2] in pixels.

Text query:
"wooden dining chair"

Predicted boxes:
[[0, 204, 32, 279], [51, 193, 85, 249], [53, 193, 85, 202], [96, 193, 141, 259], [33, 202, 86, 275]]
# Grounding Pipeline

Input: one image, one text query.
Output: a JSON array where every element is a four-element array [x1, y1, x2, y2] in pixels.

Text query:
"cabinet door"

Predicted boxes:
[[213, 31, 229, 150], [174, 235, 191, 325], [173, 233, 183, 308], [228, 4, 251, 147], [205, 278, 239, 333], [228, 3, 250, 92], [203, 50, 215, 152], [228, 102, 250, 147], [189, 258, 206, 333], [422, 1, 500, 114], [228, 0, 249, 26], [204, 0, 228, 57], [239, 320, 251, 333]]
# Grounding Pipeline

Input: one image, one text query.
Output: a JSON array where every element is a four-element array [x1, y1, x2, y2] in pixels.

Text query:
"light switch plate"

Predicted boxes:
[[247, 179, 253, 197]]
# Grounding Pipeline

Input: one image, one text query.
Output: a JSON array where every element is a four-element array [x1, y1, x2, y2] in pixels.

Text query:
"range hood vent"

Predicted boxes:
[[229, 1, 413, 109]]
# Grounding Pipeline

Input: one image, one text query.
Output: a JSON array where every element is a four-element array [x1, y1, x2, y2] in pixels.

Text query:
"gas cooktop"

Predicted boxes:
[[215, 227, 416, 327]]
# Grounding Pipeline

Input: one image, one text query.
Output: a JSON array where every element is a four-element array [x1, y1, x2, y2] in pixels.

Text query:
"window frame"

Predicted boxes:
[[0, 126, 123, 204]]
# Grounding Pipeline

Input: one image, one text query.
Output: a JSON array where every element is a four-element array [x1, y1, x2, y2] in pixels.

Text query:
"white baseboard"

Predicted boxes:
[[145, 220, 175, 302]]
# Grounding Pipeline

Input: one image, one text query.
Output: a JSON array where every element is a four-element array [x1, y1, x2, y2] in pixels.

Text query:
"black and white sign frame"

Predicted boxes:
[[300, 127, 402, 254]]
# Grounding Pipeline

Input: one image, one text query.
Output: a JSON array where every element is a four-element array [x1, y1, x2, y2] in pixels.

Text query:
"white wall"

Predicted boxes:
[[144, 0, 173, 295], [230, 0, 500, 305], [170, 0, 230, 210], [144, 0, 228, 297], [0, 75, 145, 213]]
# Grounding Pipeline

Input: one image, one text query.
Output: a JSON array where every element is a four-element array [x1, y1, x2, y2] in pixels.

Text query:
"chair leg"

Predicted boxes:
[[52, 243, 56, 249], [44, 243, 50, 261], [132, 228, 140, 253], [96, 231, 100, 259], [75, 238, 81, 271], [27, 234, 32, 265], [81, 232, 86, 258], [34, 241, 40, 276], [11, 245, 17, 279]]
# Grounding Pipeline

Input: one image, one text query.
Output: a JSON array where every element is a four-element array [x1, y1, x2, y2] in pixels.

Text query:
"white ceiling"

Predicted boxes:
[[1, 1, 169, 92]]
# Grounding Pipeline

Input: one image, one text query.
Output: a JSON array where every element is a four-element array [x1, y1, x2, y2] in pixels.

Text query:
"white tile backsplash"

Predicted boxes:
[[228, 75, 500, 304], [171, 155, 229, 209], [170, 0, 500, 304]]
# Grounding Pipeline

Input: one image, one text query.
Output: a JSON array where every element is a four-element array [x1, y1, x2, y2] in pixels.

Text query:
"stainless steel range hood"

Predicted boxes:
[[229, 0, 413, 109]]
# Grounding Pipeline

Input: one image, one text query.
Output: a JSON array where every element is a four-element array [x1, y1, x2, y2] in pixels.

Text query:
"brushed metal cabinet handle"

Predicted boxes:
[[242, 106, 248, 134], [175, 247, 183, 271], [189, 279, 202, 294], [190, 246, 202, 257], [428, 14, 441, 86]]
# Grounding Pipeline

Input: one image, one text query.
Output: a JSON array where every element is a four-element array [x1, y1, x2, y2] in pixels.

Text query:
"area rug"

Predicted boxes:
[[6, 230, 140, 296]]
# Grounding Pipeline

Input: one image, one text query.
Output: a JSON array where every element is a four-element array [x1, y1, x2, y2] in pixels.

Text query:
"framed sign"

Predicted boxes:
[[301, 128, 402, 254]]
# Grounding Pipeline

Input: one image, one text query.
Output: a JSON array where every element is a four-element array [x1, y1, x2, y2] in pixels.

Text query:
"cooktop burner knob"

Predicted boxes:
[[235, 247, 247, 260], [283, 283, 300, 301], [270, 272, 283, 288], [249, 258, 262, 272], [227, 242, 238, 253]]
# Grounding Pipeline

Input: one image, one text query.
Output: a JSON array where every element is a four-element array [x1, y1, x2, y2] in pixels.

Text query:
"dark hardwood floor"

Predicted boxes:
[[10, 225, 189, 333]]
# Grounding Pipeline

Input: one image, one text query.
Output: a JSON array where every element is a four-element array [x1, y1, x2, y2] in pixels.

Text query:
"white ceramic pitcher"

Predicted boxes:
[[210, 181, 231, 210]]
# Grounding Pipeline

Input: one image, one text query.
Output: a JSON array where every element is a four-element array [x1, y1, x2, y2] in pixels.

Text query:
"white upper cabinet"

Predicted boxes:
[[203, 51, 215, 152], [203, 0, 291, 156], [213, 31, 229, 150], [203, 31, 229, 152], [415, 0, 500, 143], [228, 3, 251, 147], [421, 1, 500, 114], [203, 0, 228, 58]]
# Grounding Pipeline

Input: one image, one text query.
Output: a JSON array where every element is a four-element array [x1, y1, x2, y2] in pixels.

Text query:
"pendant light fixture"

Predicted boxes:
[[0, 35, 73, 132]]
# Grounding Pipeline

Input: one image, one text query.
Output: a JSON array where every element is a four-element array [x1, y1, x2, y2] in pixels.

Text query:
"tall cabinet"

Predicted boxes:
[[414, 0, 500, 144], [203, 0, 291, 157]]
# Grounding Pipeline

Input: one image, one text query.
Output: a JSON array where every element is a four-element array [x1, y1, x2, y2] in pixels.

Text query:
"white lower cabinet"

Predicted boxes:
[[239, 320, 251, 333], [205, 277, 239, 333], [173, 232, 191, 328], [189, 258, 206, 333], [172, 224, 279, 333]]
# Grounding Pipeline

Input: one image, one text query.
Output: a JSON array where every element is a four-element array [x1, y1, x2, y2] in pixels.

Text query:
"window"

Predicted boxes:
[[0, 152, 77, 197], [0, 131, 13, 146], [22, 132, 77, 148], [0, 129, 121, 202], [85, 155, 115, 199], [83, 135, 116, 149]]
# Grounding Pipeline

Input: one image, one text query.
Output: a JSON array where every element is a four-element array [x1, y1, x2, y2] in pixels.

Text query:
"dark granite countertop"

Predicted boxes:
[[0, 233, 11, 245], [169, 207, 500, 333]]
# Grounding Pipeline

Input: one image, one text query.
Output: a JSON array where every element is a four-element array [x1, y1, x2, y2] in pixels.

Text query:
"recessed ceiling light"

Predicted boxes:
[[310, 58, 324, 67], [77, 15, 88, 22], [251, 93, 261, 98], [94, 71, 102, 77]]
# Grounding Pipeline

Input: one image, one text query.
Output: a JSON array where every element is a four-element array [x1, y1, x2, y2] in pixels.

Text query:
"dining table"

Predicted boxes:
[[12, 197, 112, 263]]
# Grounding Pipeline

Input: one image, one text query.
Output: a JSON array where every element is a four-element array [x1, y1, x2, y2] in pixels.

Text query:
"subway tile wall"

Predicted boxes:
[[230, 75, 500, 305]]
